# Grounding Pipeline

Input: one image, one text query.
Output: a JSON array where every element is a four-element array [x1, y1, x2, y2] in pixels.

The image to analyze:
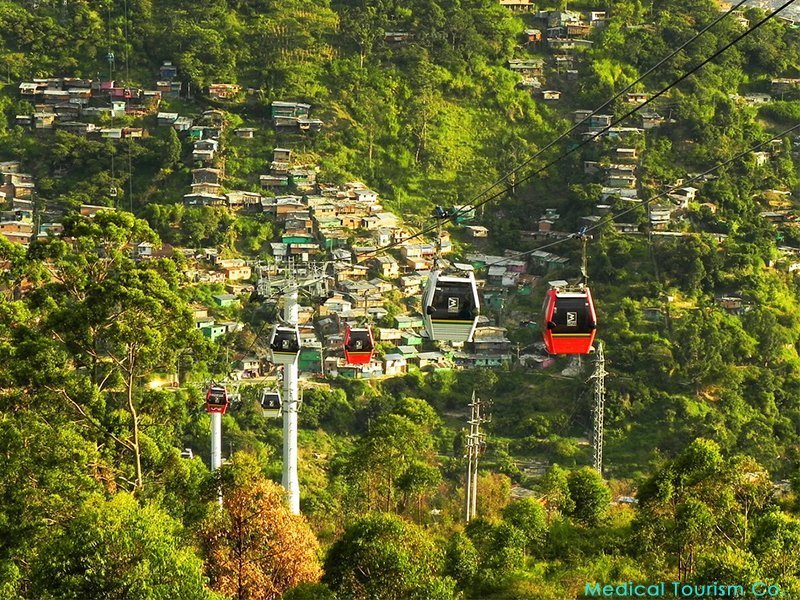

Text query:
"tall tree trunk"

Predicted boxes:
[[127, 346, 143, 490], [414, 117, 429, 164], [368, 129, 374, 170]]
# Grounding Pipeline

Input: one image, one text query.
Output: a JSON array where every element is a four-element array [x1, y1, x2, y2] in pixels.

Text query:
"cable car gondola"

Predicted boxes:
[[344, 324, 375, 365], [269, 324, 301, 365], [423, 269, 480, 342], [541, 285, 597, 355], [205, 385, 229, 414], [260, 389, 282, 418]]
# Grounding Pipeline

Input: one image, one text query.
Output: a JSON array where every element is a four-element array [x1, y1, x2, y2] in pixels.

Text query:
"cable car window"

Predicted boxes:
[[429, 284, 476, 320], [207, 388, 227, 406], [347, 331, 372, 351], [273, 331, 299, 352], [261, 394, 281, 410], [549, 297, 594, 333]]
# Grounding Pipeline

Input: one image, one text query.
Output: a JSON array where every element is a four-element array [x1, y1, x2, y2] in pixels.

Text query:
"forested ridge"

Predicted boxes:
[[1, 0, 800, 598]]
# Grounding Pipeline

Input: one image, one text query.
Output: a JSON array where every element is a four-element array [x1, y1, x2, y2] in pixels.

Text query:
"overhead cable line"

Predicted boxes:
[[447, 0, 798, 226], [357, 0, 796, 259], [479, 122, 800, 270], [460, 0, 753, 210]]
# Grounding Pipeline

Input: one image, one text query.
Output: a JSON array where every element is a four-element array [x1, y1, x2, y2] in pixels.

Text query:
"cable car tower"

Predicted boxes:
[[257, 259, 329, 514], [589, 341, 607, 474]]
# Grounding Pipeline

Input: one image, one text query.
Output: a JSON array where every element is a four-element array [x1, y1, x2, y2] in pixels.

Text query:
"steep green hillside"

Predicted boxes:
[[1, 0, 800, 597]]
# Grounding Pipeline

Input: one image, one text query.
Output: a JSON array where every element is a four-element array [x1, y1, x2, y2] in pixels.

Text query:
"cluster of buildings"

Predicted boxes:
[[16, 73, 165, 134], [3, 55, 561, 379], [0, 161, 68, 248], [14, 61, 186, 140], [504, 8, 608, 93], [14, 62, 264, 148], [270, 101, 323, 132]]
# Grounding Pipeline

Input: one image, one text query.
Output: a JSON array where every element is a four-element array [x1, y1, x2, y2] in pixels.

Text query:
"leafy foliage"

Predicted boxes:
[[199, 456, 323, 599]]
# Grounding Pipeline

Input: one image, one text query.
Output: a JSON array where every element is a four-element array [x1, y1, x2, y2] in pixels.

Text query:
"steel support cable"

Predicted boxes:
[[353, 0, 796, 260], [479, 121, 800, 270], [456, 0, 754, 211]]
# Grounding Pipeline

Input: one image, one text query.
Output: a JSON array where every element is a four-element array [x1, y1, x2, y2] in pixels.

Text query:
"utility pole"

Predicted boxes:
[[465, 391, 488, 522], [589, 341, 607, 475], [282, 284, 301, 515], [464, 392, 474, 522]]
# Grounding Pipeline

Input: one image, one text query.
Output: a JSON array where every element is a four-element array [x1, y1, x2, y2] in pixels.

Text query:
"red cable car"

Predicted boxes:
[[541, 287, 597, 355], [344, 324, 375, 365], [205, 385, 229, 414]]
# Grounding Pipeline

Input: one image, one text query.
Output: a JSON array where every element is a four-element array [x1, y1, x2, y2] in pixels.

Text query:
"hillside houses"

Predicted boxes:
[[207, 83, 241, 101], [17, 76, 164, 127], [668, 186, 698, 208], [0, 164, 38, 248], [5, 72, 547, 379], [6, 2, 800, 411], [454, 326, 513, 367], [271, 101, 323, 131], [499, 0, 535, 11], [192, 137, 220, 163], [649, 204, 674, 229], [508, 58, 545, 87], [771, 78, 800, 97]]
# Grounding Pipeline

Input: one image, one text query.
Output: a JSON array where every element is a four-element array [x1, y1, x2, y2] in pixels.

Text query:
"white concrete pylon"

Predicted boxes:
[[282, 286, 301, 515]]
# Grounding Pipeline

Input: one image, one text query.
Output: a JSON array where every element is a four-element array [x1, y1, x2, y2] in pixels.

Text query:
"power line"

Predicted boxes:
[[354, 0, 796, 260], [458, 0, 752, 212], [480, 121, 800, 270], [455, 0, 798, 222]]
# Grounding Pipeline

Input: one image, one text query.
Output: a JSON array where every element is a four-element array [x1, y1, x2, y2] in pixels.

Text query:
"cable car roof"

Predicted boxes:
[[552, 290, 591, 298], [433, 274, 478, 285]]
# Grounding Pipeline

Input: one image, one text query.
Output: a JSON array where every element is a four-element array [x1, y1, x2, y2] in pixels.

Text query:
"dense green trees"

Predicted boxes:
[[634, 439, 775, 580], [0, 0, 800, 596], [29, 493, 215, 600], [323, 513, 456, 599], [567, 467, 612, 527]]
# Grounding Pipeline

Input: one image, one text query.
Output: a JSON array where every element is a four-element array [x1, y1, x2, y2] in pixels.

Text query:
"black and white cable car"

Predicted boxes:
[[269, 324, 301, 365], [422, 269, 480, 342], [260, 389, 282, 418], [205, 385, 229, 414]]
